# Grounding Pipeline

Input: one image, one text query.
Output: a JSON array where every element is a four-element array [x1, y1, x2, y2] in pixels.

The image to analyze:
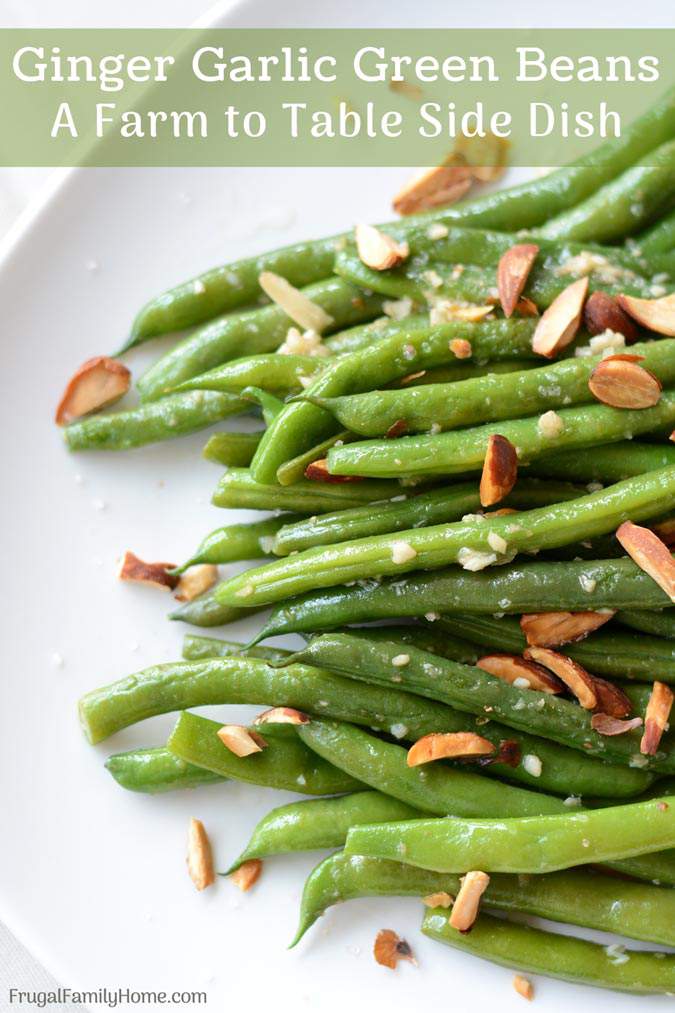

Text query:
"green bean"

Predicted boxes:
[[169, 588, 264, 628], [632, 207, 675, 256], [617, 610, 675, 639], [65, 391, 250, 452], [239, 386, 284, 425], [228, 791, 420, 872], [289, 633, 675, 772], [324, 315, 428, 355], [295, 853, 675, 948], [345, 796, 675, 873], [326, 395, 675, 479], [136, 278, 383, 402], [254, 556, 674, 651], [529, 441, 675, 483], [105, 746, 224, 793], [172, 353, 325, 396], [215, 469, 675, 608], [181, 634, 290, 662], [422, 910, 675, 994], [434, 614, 675, 684], [202, 430, 262, 466], [314, 340, 675, 436], [167, 712, 362, 795], [538, 138, 675, 242], [174, 515, 299, 573], [249, 318, 539, 484], [272, 479, 584, 556], [212, 467, 407, 513]]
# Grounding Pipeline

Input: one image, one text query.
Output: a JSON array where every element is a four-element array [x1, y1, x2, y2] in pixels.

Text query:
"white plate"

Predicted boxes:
[[1, 2, 674, 1011]]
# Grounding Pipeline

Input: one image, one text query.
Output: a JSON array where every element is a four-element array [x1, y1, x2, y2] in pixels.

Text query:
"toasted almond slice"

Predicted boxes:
[[497, 244, 539, 318], [304, 457, 363, 483], [449, 337, 473, 359], [217, 724, 267, 757], [174, 564, 218, 602], [422, 891, 454, 908], [253, 706, 310, 726], [616, 521, 675, 602], [479, 434, 518, 507], [591, 676, 632, 719], [617, 292, 675, 336], [652, 518, 675, 547], [259, 271, 334, 333], [55, 355, 131, 426], [449, 871, 490, 932], [513, 296, 540, 318], [641, 681, 674, 755], [400, 370, 427, 385], [117, 550, 177, 590], [437, 302, 494, 324], [355, 223, 409, 271], [385, 419, 408, 439], [392, 165, 473, 216], [671, 431, 675, 443], [591, 713, 643, 736], [524, 647, 597, 709], [583, 291, 639, 342], [407, 732, 495, 767], [519, 610, 614, 647], [373, 929, 417, 969], [513, 974, 534, 1001], [532, 276, 589, 357], [588, 357, 662, 409], [231, 858, 262, 892], [476, 654, 563, 694], [187, 817, 215, 891]]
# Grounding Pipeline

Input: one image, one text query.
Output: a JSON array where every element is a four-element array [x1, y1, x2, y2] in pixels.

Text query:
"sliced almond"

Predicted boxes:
[[641, 681, 674, 756], [513, 975, 534, 1001], [497, 244, 539, 318], [217, 724, 267, 757], [385, 419, 408, 439], [355, 223, 409, 271], [588, 357, 662, 409], [435, 302, 493, 324], [253, 706, 309, 726], [513, 296, 539, 318], [591, 713, 643, 736], [304, 458, 363, 483], [407, 732, 495, 767], [583, 291, 639, 342], [373, 929, 417, 969], [616, 521, 675, 602], [422, 891, 454, 908], [230, 858, 262, 892], [117, 550, 177, 590], [449, 338, 473, 359], [476, 654, 563, 694], [520, 610, 614, 647], [591, 676, 632, 719], [532, 277, 589, 357], [524, 647, 597, 709], [449, 871, 490, 932], [258, 271, 334, 333], [174, 564, 218, 602], [392, 165, 472, 216], [187, 817, 215, 891], [617, 292, 675, 337], [55, 355, 131, 426], [479, 434, 518, 507]]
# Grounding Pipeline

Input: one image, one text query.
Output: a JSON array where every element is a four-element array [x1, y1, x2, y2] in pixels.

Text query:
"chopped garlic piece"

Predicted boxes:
[[487, 532, 508, 554], [522, 754, 542, 777], [537, 410, 564, 438], [391, 540, 417, 564], [382, 296, 413, 320], [457, 547, 497, 571]]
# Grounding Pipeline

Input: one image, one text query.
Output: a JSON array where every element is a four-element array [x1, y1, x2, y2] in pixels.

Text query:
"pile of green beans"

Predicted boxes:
[[72, 89, 675, 997]]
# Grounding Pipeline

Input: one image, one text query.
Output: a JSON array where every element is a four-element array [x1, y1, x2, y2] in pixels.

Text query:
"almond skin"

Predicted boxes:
[[583, 291, 639, 342], [591, 713, 643, 737], [641, 681, 674, 755], [476, 654, 563, 694], [117, 550, 178, 590], [217, 724, 267, 757], [524, 647, 598, 709], [479, 433, 518, 507], [449, 871, 490, 932], [616, 521, 675, 602], [520, 610, 615, 647], [392, 165, 473, 215], [304, 458, 363, 483], [407, 732, 495, 767], [532, 277, 589, 357], [55, 355, 130, 426], [497, 243, 539, 318], [617, 292, 675, 337], [591, 676, 632, 719], [355, 223, 409, 271], [373, 929, 416, 969], [588, 357, 662, 409], [253, 707, 310, 726]]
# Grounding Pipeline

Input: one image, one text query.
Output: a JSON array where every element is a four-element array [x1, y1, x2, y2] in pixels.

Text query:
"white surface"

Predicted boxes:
[[1, 1, 675, 1011]]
